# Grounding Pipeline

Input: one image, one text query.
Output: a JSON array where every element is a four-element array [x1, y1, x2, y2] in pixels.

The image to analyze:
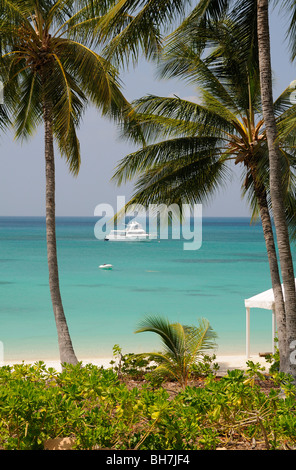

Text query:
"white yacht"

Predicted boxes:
[[99, 264, 113, 269], [105, 220, 155, 242]]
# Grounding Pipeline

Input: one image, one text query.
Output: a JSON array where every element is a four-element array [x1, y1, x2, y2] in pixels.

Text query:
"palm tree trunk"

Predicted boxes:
[[253, 180, 287, 370], [257, 0, 296, 377], [43, 101, 78, 366]]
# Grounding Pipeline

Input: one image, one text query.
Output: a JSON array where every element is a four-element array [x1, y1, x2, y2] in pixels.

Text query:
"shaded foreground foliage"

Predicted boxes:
[[0, 360, 296, 450]]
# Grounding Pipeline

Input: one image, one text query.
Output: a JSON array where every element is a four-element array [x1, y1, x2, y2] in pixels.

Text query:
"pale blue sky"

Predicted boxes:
[[0, 4, 295, 217]]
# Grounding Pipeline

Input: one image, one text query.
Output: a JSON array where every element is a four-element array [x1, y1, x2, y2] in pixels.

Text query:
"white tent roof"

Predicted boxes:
[[245, 287, 275, 310], [244, 279, 296, 311]]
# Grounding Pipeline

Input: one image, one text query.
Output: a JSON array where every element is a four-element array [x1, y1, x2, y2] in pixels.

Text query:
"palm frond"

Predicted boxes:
[[135, 315, 183, 359], [95, 0, 188, 65], [0, 0, 141, 171], [135, 314, 217, 386], [113, 135, 221, 185], [116, 152, 230, 219], [282, 0, 296, 61], [14, 70, 43, 139]]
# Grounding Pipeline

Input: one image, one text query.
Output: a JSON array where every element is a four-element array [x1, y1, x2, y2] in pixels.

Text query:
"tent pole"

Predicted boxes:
[[272, 309, 276, 355], [246, 307, 250, 358]]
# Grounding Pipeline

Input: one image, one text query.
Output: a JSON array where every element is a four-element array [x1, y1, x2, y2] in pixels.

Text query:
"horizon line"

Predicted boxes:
[[0, 214, 253, 219]]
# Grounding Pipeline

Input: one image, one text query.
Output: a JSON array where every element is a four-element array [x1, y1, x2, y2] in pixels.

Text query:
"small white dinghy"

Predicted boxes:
[[99, 264, 113, 270]]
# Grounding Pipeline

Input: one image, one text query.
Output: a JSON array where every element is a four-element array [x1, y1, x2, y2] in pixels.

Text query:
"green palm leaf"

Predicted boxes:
[[135, 315, 217, 387], [112, 12, 296, 240]]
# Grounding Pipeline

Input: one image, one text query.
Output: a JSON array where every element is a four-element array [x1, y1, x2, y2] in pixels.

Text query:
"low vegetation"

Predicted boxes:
[[0, 353, 296, 450], [133, 315, 218, 388]]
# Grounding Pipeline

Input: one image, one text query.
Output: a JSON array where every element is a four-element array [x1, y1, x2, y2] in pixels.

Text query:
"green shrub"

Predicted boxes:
[[191, 354, 219, 378], [0, 360, 296, 450], [110, 344, 156, 379]]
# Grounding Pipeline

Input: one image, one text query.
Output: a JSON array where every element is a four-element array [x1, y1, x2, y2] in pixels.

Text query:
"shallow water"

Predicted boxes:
[[0, 216, 289, 361]]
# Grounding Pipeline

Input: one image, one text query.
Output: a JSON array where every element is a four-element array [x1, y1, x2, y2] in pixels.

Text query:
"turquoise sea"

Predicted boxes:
[[0, 216, 291, 362]]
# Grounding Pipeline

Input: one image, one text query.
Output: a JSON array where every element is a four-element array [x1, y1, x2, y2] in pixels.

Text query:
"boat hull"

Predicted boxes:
[[104, 236, 151, 242]]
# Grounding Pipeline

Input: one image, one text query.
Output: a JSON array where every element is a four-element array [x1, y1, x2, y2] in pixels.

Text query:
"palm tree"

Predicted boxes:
[[135, 315, 217, 388], [112, 18, 296, 372], [0, 0, 139, 365], [257, 0, 296, 378]]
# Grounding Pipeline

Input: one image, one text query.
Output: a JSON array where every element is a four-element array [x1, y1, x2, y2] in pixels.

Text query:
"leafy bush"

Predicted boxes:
[[110, 344, 156, 380], [191, 354, 220, 378], [265, 340, 280, 373], [0, 360, 296, 450]]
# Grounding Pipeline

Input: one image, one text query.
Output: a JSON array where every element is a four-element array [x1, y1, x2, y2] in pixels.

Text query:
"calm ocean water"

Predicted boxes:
[[0, 216, 292, 362]]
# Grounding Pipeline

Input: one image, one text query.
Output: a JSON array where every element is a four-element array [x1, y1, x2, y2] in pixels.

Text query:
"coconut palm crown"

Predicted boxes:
[[0, 0, 141, 171], [112, 17, 296, 235]]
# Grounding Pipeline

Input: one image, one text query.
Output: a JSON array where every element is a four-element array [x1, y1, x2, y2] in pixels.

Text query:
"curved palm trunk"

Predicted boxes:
[[43, 101, 78, 366], [257, 0, 296, 377], [253, 179, 287, 370]]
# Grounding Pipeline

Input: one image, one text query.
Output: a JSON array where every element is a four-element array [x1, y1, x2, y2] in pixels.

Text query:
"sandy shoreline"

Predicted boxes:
[[1, 354, 271, 375]]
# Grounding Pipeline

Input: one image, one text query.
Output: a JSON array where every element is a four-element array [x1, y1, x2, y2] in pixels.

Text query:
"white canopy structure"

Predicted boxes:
[[244, 286, 278, 358], [245, 279, 296, 357]]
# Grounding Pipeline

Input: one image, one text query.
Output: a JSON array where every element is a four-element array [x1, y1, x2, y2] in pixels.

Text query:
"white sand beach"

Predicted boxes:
[[1, 354, 271, 375], [214, 355, 270, 375]]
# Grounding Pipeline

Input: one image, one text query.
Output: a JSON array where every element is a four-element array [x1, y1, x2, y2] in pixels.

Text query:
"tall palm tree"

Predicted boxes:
[[112, 18, 296, 372], [257, 0, 296, 378], [135, 315, 217, 388], [0, 0, 139, 365]]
